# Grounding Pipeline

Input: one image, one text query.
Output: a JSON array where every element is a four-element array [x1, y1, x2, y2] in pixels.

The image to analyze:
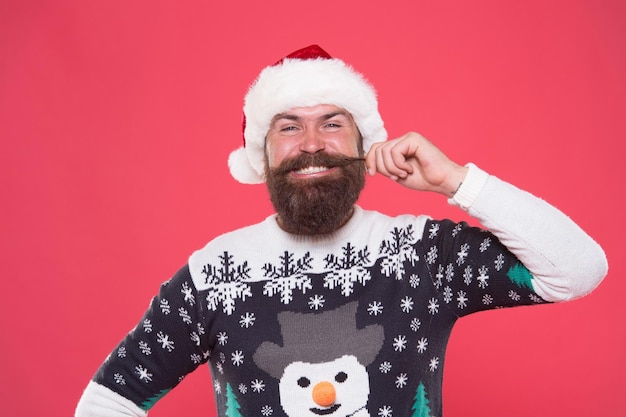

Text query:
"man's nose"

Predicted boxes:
[[299, 128, 326, 154]]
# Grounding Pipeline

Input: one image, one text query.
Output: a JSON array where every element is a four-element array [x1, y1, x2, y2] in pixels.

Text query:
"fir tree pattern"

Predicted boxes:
[[224, 383, 244, 417], [201, 251, 252, 315], [411, 382, 431, 417], [379, 225, 419, 280], [262, 251, 313, 304], [323, 242, 371, 296]]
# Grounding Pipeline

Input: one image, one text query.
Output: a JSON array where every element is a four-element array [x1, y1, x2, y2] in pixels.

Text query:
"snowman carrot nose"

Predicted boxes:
[[312, 381, 336, 407]]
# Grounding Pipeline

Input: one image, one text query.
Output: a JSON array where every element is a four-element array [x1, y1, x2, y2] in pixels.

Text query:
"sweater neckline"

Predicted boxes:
[[263, 205, 365, 247]]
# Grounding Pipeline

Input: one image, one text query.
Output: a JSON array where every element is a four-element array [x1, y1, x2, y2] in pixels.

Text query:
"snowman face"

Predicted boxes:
[[279, 355, 370, 417]]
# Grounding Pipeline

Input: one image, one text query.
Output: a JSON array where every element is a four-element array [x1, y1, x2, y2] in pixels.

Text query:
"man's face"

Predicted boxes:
[[264, 104, 366, 235]]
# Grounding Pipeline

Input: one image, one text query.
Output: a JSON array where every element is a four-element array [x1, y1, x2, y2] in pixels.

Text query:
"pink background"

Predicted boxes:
[[1, 1, 624, 416]]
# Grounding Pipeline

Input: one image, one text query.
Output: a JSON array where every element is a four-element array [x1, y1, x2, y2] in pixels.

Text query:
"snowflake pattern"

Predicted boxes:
[[393, 335, 408, 352], [368, 301, 383, 316], [239, 312, 256, 328], [395, 373, 408, 388], [379, 361, 392, 373], [251, 379, 265, 393], [308, 294, 325, 310], [378, 405, 393, 417], [323, 243, 371, 296], [400, 296, 414, 313]]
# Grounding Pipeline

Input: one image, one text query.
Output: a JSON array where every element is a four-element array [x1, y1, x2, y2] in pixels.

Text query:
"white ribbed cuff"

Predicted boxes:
[[448, 163, 490, 210]]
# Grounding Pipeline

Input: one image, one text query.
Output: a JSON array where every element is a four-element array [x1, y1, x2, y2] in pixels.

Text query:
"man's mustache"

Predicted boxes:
[[271, 153, 366, 176]]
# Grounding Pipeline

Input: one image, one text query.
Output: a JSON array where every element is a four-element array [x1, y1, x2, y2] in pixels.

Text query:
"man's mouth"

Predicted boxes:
[[293, 166, 331, 175]]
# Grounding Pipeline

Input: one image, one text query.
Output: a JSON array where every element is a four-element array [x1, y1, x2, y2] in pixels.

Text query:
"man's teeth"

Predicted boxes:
[[294, 166, 329, 175]]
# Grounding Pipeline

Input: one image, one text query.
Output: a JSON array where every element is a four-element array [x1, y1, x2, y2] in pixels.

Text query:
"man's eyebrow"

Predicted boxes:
[[270, 110, 351, 124]]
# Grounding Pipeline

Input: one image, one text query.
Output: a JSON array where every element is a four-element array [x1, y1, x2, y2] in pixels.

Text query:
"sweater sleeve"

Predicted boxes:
[[449, 163, 608, 302], [75, 265, 211, 416]]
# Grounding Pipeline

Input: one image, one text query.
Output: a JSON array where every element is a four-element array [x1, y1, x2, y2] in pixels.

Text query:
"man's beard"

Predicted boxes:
[[265, 152, 366, 235]]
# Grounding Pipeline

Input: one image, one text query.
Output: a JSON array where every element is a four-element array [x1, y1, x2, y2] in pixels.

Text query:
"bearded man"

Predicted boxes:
[[76, 45, 607, 417]]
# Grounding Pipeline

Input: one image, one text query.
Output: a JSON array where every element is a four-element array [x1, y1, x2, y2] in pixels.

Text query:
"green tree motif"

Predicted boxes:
[[225, 383, 243, 417], [507, 262, 534, 289], [411, 381, 431, 417]]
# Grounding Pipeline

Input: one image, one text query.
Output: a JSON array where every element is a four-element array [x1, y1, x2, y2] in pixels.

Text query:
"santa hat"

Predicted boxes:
[[228, 44, 387, 184]]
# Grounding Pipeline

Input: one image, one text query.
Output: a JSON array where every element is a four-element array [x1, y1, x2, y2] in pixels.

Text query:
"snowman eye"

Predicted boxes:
[[297, 377, 311, 388], [335, 372, 348, 383]]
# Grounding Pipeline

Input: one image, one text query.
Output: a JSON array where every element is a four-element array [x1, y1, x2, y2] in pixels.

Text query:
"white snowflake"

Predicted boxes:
[[463, 265, 473, 285], [479, 237, 491, 252], [508, 290, 521, 301], [452, 224, 463, 237], [456, 243, 470, 265], [395, 373, 408, 388], [156, 331, 175, 352], [135, 365, 153, 382], [215, 361, 224, 374], [190, 332, 201, 346], [427, 298, 439, 315], [261, 405, 273, 416], [529, 293, 543, 303], [251, 379, 265, 393], [181, 282, 196, 306], [113, 373, 126, 385], [231, 350, 244, 366], [178, 307, 192, 324], [159, 299, 171, 314], [443, 286, 453, 304], [393, 335, 407, 352], [239, 383, 247, 394], [240, 312, 256, 328], [494, 253, 505, 271], [482, 294, 493, 305], [197, 322, 206, 335], [434, 265, 444, 289], [214, 380, 221, 394], [217, 332, 228, 346], [142, 319, 152, 333], [220, 352, 226, 363], [428, 223, 440, 238], [190, 353, 202, 364], [429, 357, 440, 372], [138, 341, 151, 355], [409, 274, 420, 288], [477, 265, 489, 289], [426, 246, 438, 264], [416, 337, 428, 353], [308, 294, 325, 310], [379, 361, 392, 373], [457, 290, 468, 309], [117, 346, 126, 358], [445, 264, 455, 282], [400, 296, 414, 313], [378, 405, 393, 417], [410, 318, 421, 332], [368, 301, 384, 316]]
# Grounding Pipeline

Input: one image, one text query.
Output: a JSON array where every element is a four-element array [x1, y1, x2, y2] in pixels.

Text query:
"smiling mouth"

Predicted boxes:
[[310, 404, 341, 415], [293, 166, 331, 175]]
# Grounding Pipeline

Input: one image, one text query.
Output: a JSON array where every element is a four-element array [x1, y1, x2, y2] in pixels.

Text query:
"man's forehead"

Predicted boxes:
[[270, 105, 354, 123]]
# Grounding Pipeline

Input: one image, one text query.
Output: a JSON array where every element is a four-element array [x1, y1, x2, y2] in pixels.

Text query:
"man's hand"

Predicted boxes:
[[365, 132, 469, 197]]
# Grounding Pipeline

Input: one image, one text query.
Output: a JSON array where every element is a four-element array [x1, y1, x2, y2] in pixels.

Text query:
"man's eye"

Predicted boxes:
[[281, 126, 297, 131]]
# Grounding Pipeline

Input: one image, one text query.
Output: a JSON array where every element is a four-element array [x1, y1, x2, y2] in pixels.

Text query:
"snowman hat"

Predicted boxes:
[[228, 45, 387, 184], [253, 302, 384, 379]]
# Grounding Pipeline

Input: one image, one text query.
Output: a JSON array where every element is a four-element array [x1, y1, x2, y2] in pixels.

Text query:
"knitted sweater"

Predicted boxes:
[[75, 165, 607, 417]]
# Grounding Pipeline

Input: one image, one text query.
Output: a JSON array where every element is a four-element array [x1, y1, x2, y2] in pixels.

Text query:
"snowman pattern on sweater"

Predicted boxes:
[[93, 207, 548, 417]]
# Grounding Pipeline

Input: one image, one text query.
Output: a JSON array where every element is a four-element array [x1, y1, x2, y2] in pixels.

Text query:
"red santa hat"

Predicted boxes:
[[228, 45, 387, 184]]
